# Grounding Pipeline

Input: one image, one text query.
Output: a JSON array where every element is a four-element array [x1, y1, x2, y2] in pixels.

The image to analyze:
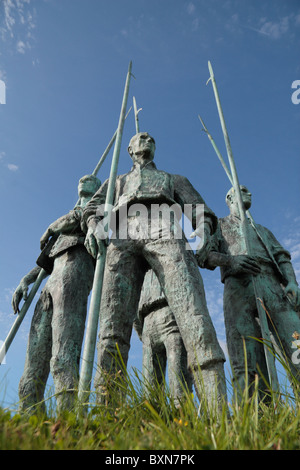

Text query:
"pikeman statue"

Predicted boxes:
[[198, 61, 300, 400], [82, 131, 227, 412], [134, 269, 193, 406], [12, 175, 101, 413], [204, 185, 300, 399]]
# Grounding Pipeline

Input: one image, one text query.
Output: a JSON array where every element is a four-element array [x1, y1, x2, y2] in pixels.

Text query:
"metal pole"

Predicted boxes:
[[74, 107, 132, 206], [0, 268, 48, 365], [198, 115, 233, 184], [78, 61, 133, 408], [198, 113, 293, 286], [92, 107, 132, 177], [207, 61, 279, 392], [2, 108, 133, 363], [133, 96, 142, 134]]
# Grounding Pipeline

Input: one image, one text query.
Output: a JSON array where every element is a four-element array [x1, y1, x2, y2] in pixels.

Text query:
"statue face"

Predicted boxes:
[[78, 176, 100, 197], [240, 186, 252, 210], [227, 185, 252, 211], [129, 132, 156, 163]]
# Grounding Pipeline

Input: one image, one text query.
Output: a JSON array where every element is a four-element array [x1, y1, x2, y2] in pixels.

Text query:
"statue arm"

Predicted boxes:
[[173, 175, 218, 267], [205, 251, 231, 270], [40, 210, 81, 250], [260, 225, 300, 309], [133, 316, 143, 341], [12, 266, 42, 313], [82, 179, 109, 258], [205, 250, 262, 275], [81, 179, 108, 230], [279, 260, 300, 309], [173, 174, 217, 233]]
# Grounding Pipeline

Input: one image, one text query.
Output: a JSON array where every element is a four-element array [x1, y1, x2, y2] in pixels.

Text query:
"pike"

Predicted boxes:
[[198, 114, 290, 287], [133, 96, 142, 133], [205, 61, 279, 392], [0, 104, 132, 367], [0, 268, 48, 365], [198, 114, 292, 368], [78, 61, 133, 408]]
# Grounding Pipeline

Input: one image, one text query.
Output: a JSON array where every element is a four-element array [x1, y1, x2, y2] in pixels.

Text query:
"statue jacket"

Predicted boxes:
[[37, 208, 86, 274], [82, 161, 218, 234], [206, 214, 291, 284], [138, 270, 167, 317]]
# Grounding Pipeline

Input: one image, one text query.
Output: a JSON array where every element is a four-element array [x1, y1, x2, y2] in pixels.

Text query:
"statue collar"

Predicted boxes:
[[132, 161, 157, 171]]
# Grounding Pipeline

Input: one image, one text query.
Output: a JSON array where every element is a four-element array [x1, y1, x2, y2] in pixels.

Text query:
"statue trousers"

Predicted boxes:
[[142, 304, 193, 402], [94, 231, 226, 394], [19, 246, 94, 412], [223, 268, 300, 393]]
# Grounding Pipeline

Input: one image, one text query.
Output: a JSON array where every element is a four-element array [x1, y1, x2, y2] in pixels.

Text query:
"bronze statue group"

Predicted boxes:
[[12, 131, 300, 416]]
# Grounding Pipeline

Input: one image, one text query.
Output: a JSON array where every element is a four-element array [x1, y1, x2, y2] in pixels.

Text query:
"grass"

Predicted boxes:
[[0, 360, 300, 451]]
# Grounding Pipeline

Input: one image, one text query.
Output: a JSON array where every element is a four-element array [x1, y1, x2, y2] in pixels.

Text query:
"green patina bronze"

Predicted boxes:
[[13, 175, 101, 414], [9, 61, 299, 420], [206, 60, 280, 391], [134, 269, 193, 406], [204, 186, 300, 400], [82, 130, 227, 412], [78, 61, 133, 408]]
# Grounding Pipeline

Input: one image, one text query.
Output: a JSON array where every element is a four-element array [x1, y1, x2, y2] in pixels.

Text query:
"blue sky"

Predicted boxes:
[[0, 0, 299, 409]]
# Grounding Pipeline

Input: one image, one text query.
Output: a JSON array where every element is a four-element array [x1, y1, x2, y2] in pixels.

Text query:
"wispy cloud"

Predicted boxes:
[[16, 39, 26, 53], [1, 0, 36, 53], [7, 163, 19, 172], [186, 2, 196, 16], [223, 9, 300, 42], [282, 216, 300, 283], [185, 2, 200, 31], [257, 16, 290, 39], [244, 13, 300, 40], [0, 152, 19, 172]]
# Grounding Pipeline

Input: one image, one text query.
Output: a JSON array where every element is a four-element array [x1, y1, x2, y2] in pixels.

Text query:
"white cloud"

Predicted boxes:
[[1, 0, 35, 52], [16, 39, 26, 53], [191, 18, 199, 32], [3, 0, 16, 38], [258, 16, 290, 39], [291, 243, 300, 261], [7, 163, 19, 171], [187, 2, 195, 15], [0, 152, 19, 171], [236, 12, 300, 41], [282, 216, 300, 284], [0, 69, 6, 81]]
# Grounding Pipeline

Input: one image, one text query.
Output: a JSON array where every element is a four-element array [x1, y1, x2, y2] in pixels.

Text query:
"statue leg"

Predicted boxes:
[[143, 238, 227, 412], [223, 276, 270, 402], [161, 307, 193, 405], [262, 275, 300, 384], [94, 239, 145, 405], [49, 248, 94, 413], [142, 310, 167, 396], [18, 289, 53, 413]]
